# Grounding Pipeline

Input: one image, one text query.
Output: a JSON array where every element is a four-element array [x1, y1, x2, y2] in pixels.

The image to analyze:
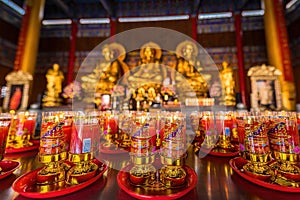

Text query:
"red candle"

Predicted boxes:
[[24, 113, 36, 136], [0, 114, 11, 159], [70, 113, 99, 154], [62, 114, 74, 151]]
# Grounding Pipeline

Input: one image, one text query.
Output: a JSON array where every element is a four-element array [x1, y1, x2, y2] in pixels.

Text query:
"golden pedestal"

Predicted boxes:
[[159, 155, 187, 188], [66, 153, 98, 185], [37, 152, 69, 185], [129, 153, 156, 186]]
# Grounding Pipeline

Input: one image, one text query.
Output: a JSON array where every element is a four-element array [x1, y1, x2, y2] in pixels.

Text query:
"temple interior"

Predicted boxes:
[[1, 0, 300, 200]]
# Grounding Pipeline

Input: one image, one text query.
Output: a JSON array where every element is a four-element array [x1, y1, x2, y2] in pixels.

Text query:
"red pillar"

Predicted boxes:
[[110, 17, 116, 36], [67, 20, 78, 85], [13, 4, 31, 71], [234, 12, 248, 108], [191, 14, 198, 41]]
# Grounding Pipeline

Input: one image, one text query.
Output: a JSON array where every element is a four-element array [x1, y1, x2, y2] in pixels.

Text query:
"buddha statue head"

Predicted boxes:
[[102, 45, 114, 62]]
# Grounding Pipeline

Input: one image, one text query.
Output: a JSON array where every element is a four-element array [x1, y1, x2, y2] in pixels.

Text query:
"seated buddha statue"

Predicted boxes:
[[96, 43, 128, 94], [175, 41, 209, 97], [128, 42, 163, 88], [81, 43, 128, 103]]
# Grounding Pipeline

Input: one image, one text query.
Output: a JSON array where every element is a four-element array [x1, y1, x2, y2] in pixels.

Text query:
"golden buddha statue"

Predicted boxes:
[[81, 43, 128, 104], [128, 42, 163, 86], [127, 42, 163, 110], [219, 61, 236, 106], [43, 63, 64, 107], [175, 40, 209, 97]]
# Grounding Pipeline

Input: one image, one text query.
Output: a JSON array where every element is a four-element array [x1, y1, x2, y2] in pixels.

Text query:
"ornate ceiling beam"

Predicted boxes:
[[234, 0, 250, 12], [192, 0, 202, 14], [52, 0, 73, 18], [99, 0, 115, 17]]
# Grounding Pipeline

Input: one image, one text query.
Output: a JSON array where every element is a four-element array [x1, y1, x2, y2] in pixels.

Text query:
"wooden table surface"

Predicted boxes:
[[1, 146, 300, 200]]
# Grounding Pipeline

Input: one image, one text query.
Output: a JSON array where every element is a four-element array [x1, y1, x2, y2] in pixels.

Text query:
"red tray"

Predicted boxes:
[[99, 143, 129, 154], [0, 160, 20, 180], [117, 165, 197, 200], [12, 159, 108, 199], [229, 157, 300, 193], [203, 148, 239, 157], [195, 142, 239, 157], [5, 140, 40, 154]]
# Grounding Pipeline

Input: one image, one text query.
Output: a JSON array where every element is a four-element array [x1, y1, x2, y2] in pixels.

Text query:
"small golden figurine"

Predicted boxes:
[[43, 63, 64, 107], [219, 61, 236, 106]]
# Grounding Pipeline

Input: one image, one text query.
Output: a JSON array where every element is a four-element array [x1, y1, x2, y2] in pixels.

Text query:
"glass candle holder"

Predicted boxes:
[[99, 111, 119, 149], [190, 111, 202, 144], [129, 112, 156, 186], [67, 111, 99, 185], [199, 111, 218, 149], [159, 112, 187, 188], [0, 113, 12, 161], [37, 111, 68, 185], [117, 110, 132, 150], [268, 112, 300, 182], [215, 111, 234, 150], [39, 112, 65, 158], [62, 111, 74, 152], [152, 111, 166, 152], [239, 114, 273, 181], [6, 111, 36, 149]]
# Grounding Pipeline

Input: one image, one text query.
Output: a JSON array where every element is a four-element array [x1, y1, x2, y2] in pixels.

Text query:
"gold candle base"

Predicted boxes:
[[270, 152, 300, 183], [36, 161, 69, 185], [6, 135, 33, 149], [159, 155, 186, 188], [39, 152, 67, 164], [36, 180, 65, 193], [273, 151, 299, 163], [243, 162, 273, 182], [66, 153, 98, 185], [201, 134, 217, 149], [159, 165, 187, 188], [249, 153, 271, 163], [129, 164, 156, 186], [130, 153, 155, 165], [217, 135, 233, 150]]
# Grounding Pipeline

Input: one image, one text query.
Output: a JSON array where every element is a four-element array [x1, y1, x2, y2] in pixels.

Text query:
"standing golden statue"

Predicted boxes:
[[219, 61, 236, 106], [175, 40, 209, 97], [43, 63, 64, 107]]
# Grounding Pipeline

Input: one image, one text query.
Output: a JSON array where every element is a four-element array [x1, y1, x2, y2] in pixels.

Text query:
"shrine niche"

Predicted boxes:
[[247, 64, 282, 111], [3, 70, 33, 111]]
